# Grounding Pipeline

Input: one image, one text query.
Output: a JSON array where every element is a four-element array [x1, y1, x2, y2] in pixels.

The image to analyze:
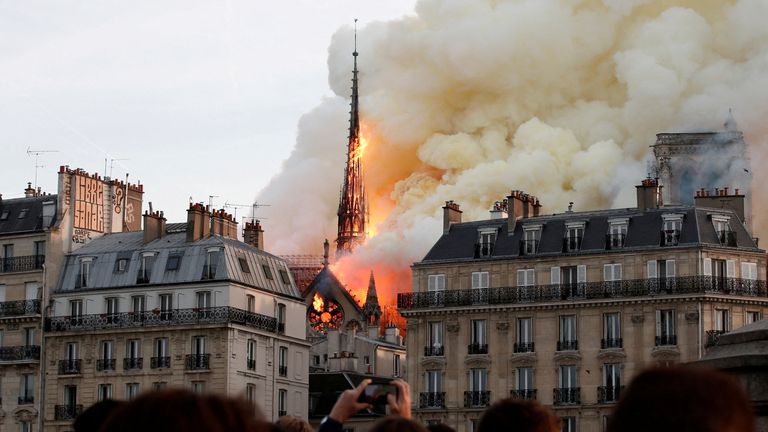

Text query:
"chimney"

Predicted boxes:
[[243, 220, 264, 249], [695, 186, 746, 224], [384, 325, 402, 346], [489, 199, 508, 220], [186, 203, 211, 242], [24, 182, 35, 198], [636, 177, 663, 210], [210, 209, 238, 240], [443, 201, 462, 234], [143, 210, 167, 244], [507, 190, 541, 234]]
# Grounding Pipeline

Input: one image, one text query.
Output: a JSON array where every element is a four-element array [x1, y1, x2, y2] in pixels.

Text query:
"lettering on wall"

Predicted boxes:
[[113, 188, 124, 214], [72, 228, 92, 245], [73, 175, 104, 232]]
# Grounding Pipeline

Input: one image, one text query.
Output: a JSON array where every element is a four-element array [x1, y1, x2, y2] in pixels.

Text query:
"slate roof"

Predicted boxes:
[[56, 229, 301, 299], [422, 205, 761, 263], [0, 195, 57, 235]]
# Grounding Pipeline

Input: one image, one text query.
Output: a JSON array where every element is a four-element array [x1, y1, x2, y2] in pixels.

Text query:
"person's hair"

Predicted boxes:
[[98, 389, 269, 432], [74, 399, 125, 432], [370, 417, 429, 432], [608, 366, 755, 432], [477, 398, 560, 432], [275, 415, 313, 432], [426, 423, 456, 432]]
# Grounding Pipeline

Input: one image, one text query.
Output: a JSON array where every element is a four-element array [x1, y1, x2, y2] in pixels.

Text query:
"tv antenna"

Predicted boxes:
[[224, 201, 270, 222], [208, 195, 220, 209], [26, 147, 59, 190], [104, 157, 130, 178]]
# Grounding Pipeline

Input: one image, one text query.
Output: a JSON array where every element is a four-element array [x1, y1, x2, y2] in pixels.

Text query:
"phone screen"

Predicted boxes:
[[359, 384, 398, 405]]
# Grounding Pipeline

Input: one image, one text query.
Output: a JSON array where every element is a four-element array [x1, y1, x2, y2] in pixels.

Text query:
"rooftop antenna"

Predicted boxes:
[[26, 147, 59, 190], [208, 195, 219, 209], [109, 158, 129, 178], [225, 201, 271, 223]]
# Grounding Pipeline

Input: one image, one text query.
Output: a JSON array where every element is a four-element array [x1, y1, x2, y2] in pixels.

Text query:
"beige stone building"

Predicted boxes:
[[399, 180, 768, 432], [42, 205, 309, 431]]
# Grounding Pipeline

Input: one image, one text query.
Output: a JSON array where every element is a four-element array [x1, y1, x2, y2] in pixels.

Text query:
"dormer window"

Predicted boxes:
[[76, 257, 95, 288], [136, 252, 157, 284], [17, 209, 29, 219], [563, 222, 585, 253], [711, 215, 735, 246], [476, 228, 497, 258], [661, 214, 683, 246], [202, 248, 221, 280], [521, 225, 542, 256], [606, 218, 628, 249]]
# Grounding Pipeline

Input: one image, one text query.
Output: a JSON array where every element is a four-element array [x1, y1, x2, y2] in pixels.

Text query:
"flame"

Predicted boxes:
[[312, 293, 324, 312]]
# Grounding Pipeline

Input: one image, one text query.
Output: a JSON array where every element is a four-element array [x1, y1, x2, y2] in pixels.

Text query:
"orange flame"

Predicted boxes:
[[312, 293, 324, 312]]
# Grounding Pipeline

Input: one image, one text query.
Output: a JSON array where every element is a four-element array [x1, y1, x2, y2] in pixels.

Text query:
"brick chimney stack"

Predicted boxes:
[[442, 201, 462, 234], [186, 203, 212, 242], [210, 208, 238, 240], [143, 210, 166, 244], [24, 182, 36, 198], [243, 220, 264, 249], [695, 186, 747, 225], [507, 190, 541, 235], [636, 177, 663, 209]]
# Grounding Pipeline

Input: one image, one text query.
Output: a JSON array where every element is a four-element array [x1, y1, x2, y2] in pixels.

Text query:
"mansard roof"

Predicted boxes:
[[56, 230, 301, 299], [421, 205, 761, 263], [0, 195, 57, 235]]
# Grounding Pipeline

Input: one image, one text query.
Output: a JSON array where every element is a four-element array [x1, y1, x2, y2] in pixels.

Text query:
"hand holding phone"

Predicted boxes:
[[358, 384, 399, 406]]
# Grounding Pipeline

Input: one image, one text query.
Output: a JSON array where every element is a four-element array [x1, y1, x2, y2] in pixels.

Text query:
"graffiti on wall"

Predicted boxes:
[[73, 175, 104, 232]]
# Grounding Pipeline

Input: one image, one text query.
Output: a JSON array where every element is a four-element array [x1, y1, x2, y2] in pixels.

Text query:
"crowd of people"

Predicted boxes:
[[73, 366, 756, 432]]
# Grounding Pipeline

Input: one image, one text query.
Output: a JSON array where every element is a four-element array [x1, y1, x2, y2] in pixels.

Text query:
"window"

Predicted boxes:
[[603, 264, 622, 295], [131, 295, 146, 317], [136, 253, 155, 284], [0, 210, 8, 221], [166, 254, 182, 271], [247, 339, 256, 370], [159, 294, 172, 320], [428, 274, 445, 291], [24, 327, 35, 346], [607, 219, 628, 249], [561, 416, 577, 432], [469, 368, 487, 392], [471, 272, 489, 302], [559, 365, 578, 389], [314, 355, 321, 365], [521, 226, 541, 255], [558, 315, 577, 351], [262, 264, 273, 280], [127, 339, 141, 358], [34, 240, 45, 257], [470, 320, 487, 354], [17, 209, 29, 219], [427, 321, 444, 356], [279, 346, 288, 377], [476, 229, 496, 257], [20, 421, 32, 432], [77, 258, 93, 288], [741, 262, 759, 294], [602, 313, 621, 349], [115, 258, 129, 273], [203, 249, 221, 280], [393, 354, 401, 377], [126, 383, 140, 400], [279, 269, 291, 284], [661, 214, 683, 246], [712, 215, 734, 245], [20, 373, 34, 403], [426, 370, 442, 393], [193, 335, 206, 355], [238, 257, 250, 273], [551, 266, 586, 299], [516, 269, 535, 287], [153, 338, 169, 368], [196, 291, 212, 316], [515, 317, 533, 353], [714, 309, 730, 332], [98, 384, 112, 401], [601, 363, 621, 403], [363, 356, 369, 365], [245, 295, 255, 313], [746, 311, 761, 325], [105, 297, 119, 322], [98, 340, 114, 371], [277, 303, 286, 332], [647, 259, 676, 292], [246, 384, 256, 403], [69, 300, 83, 325], [564, 222, 585, 252], [278, 389, 287, 416], [152, 382, 167, 391], [66, 342, 79, 362], [192, 381, 205, 394], [516, 367, 533, 391], [64, 384, 78, 408], [656, 310, 676, 346]]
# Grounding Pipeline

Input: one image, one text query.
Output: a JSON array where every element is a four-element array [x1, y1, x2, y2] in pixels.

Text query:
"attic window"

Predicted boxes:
[[137, 252, 157, 284], [238, 257, 250, 273], [262, 264, 273, 280], [166, 254, 182, 271], [661, 214, 683, 246], [564, 221, 586, 252], [475, 227, 497, 258], [279, 269, 291, 284], [76, 257, 95, 289], [114, 258, 129, 273], [202, 248, 221, 280], [607, 218, 629, 249], [0, 210, 10, 220], [521, 224, 542, 256], [17, 209, 29, 219], [711, 214, 735, 246]]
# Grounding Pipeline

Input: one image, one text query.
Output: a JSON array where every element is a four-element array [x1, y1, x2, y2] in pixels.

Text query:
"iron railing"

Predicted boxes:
[[398, 276, 768, 310], [601, 338, 623, 349], [519, 240, 540, 256], [553, 387, 580, 405], [124, 357, 143, 370], [185, 354, 210, 370], [54, 405, 83, 420], [655, 334, 677, 346], [46, 306, 279, 334], [424, 346, 444, 356], [468, 343, 488, 355], [279, 365, 288, 376], [464, 391, 491, 408], [510, 389, 537, 400], [58, 359, 81, 375], [247, 359, 256, 370], [151, 356, 171, 369], [661, 230, 680, 246], [18, 395, 34, 405], [597, 385, 623, 404], [0, 255, 45, 273], [557, 340, 578, 351], [514, 342, 535, 353], [0, 345, 40, 361], [278, 410, 287, 417], [706, 330, 728, 347], [0, 300, 41, 318], [419, 392, 446, 409], [474, 243, 494, 258], [96, 358, 116, 371], [606, 233, 626, 249]]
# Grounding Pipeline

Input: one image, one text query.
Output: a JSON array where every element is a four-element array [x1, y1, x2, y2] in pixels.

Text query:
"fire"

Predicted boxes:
[[312, 293, 324, 312], [351, 135, 369, 162]]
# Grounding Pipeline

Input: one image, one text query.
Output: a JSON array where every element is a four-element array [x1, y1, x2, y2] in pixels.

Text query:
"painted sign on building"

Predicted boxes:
[[73, 175, 104, 232]]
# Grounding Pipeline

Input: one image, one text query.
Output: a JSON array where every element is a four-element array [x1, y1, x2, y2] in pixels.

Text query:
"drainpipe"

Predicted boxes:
[[698, 301, 703, 359], [39, 262, 48, 432]]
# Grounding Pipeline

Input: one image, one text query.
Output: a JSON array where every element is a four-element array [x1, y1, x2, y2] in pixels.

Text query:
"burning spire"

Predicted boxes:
[[336, 19, 369, 259], [362, 271, 382, 325]]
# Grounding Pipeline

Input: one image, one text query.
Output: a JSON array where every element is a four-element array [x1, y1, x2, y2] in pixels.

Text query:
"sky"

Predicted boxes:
[[0, 0, 416, 223]]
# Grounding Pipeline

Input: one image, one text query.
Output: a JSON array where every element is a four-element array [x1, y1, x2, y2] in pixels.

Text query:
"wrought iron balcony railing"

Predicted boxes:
[[397, 276, 768, 310], [58, 359, 81, 375], [0, 300, 41, 318], [186, 354, 210, 370], [519, 239, 540, 256], [468, 343, 488, 355], [151, 356, 171, 369], [510, 389, 537, 400], [606, 233, 626, 249], [96, 358, 116, 371], [655, 334, 677, 346], [278, 410, 287, 417], [46, 306, 279, 334], [247, 359, 256, 370], [513, 342, 534, 353], [464, 390, 491, 408], [557, 340, 578, 351], [54, 404, 83, 421], [553, 387, 580, 405], [0, 345, 40, 361], [0, 255, 45, 273], [18, 395, 34, 405], [597, 385, 624, 404], [124, 357, 143, 370], [424, 346, 444, 356], [706, 330, 728, 348], [718, 230, 737, 247], [279, 365, 288, 376], [601, 338, 623, 349], [419, 392, 446, 409], [277, 322, 285, 333], [474, 242, 494, 258]]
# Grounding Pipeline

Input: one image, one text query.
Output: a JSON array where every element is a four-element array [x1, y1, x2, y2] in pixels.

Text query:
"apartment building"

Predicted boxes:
[[42, 205, 309, 431], [398, 180, 768, 432]]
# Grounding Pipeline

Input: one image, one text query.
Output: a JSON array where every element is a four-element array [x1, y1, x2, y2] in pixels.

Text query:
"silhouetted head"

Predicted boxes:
[[74, 399, 125, 432], [426, 423, 456, 432], [276, 415, 313, 432], [370, 417, 429, 432], [477, 398, 560, 432]]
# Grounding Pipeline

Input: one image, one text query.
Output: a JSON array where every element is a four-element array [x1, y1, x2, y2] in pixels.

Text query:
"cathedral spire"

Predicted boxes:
[[362, 270, 382, 325], [336, 19, 369, 258]]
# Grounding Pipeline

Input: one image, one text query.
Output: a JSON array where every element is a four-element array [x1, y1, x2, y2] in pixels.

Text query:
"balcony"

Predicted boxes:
[[185, 354, 210, 370], [0, 345, 40, 361], [557, 340, 578, 351], [562, 236, 583, 253], [278, 410, 287, 417], [0, 255, 45, 274], [519, 239, 539, 256], [247, 359, 256, 370], [510, 389, 537, 400], [54, 404, 83, 421], [463, 390, 491, 408], [655, 334, 678, 347], [513, 342, 534, 353], [0, 300, 41, 318], [58, 359, 81, 375], [661, 229, 680, 246], [397, 276, 768, 310], [279, 365, 288, 376], [601, 338, 623, 349], [474, 242, 494, 258], [424, 346, 444, 356], [718, 230, 737, 247], [706, 330, 728, 348], [151, 356, 171, 369], [18, 395, 34, 405], [605, 233, 626, 250], [123, 357, 143, 370], [597, 385, 624, 404], [419, 392, 446, 409], [277, 322, 285, 334], [96, 358, 116, 371], [553, 387, 580, 405], [468, 343, 488, 355], [46, 306, 280, 334]]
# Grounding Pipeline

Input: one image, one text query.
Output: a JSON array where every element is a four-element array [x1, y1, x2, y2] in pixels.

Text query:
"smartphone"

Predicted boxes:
[[358, 384, 398, 405]]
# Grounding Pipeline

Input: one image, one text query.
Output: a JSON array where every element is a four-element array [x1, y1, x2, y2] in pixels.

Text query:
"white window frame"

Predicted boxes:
[[471, 272, 489, 289], [516, 269, 535, 287], [428, 274, 445, 291], [516, 367, 533, 391]]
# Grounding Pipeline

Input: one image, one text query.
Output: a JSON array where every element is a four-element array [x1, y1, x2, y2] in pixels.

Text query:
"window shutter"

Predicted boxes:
[[726, 260, 736, 277], [666, 260, 676, 278], [577, 265, 587, 283], [472, 273, 480, 289], [703, 258, 712, 276], [655, 310, 661, 337], [526, 269, 534, 286], [616, 264, 622, 280], [517, 270, 525, 287], [647, 261, 657, 278], [604, 264, 612, 281], [481, 272, 489, 288], [437, 275, 445, 290], [551, 267, 561, 285], [741, 263, 749, 279]]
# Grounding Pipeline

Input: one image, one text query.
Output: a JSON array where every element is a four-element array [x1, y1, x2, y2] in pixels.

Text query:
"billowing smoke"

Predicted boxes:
[[258, 0, 768, 304]]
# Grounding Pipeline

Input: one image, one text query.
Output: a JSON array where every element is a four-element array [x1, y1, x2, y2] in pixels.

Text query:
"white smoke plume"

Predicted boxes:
[[258, 0, 768, 303]]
